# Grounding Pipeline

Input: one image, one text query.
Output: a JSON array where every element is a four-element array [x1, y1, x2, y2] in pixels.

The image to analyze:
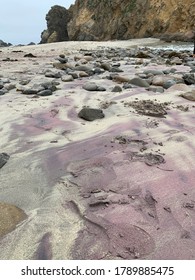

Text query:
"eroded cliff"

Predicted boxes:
[[41, 0, 195, 43]]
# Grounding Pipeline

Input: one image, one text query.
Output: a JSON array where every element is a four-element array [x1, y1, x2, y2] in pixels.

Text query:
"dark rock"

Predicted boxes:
[[40, 5, 71, 43], [57, 57, 68, 64], [41, 82, 58, 92], [129, 77, 150, 88], [22, 89, 39, 95], [27, 42, 36, 46], [0, 153, 10, 169], [123, 83, 133, 89], [45, 71, 61, 78], [112, 85, 122, 92], [109, 67, 123, 73], [183, 73, 195, 85], [24, 53, 37, 58], [163, 68, 177, 74], [2, 58, 18, 62], [0, 39, 12, 47], [37, 90, 53, 96], [0, 89, 8, 95], [163, 80, 176, 89], [78, 108, 105, 121], [94, 68, 105, 74], [0, 84, 3, 89], [112, 62, 121, 67], [68, 72, 78, 79]]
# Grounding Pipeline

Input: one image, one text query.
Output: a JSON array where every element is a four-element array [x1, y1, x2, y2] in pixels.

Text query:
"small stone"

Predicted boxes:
[[147, 86, 164, 93], [22, 88, 38, 95], [163, 80, 176, 89], [101, 62, 111, 71], [74, 65, 94, 74], [83, 82, 98, 91], [24, 53, 36, 58], [61, 75, 74, 82], [170, 57, 183, 65], [0, 202, 27, 238], [97, 86, 106, 91], [0, 89, 7, 95], [94, 67, 105, 74], [37, 89, 53, 96], [183, 73, 195, 85], [123, 83, 133, 89], [129, 77, 150, 88], [78, 108, 105, 121], [41, 82, 57, 92], [79, 71, 89, 77], [112, 75, 130, 83], [57, 57, 68, 63], [0, 153, 10, 169], [109, 67, 123, 73], [143, 69, 164, 76], [19, 79, 30, 85], [180, 90, 195, 101], [0, 78, 10, 84], [45, 71, 61, 78], [4, 83, 16, 91], [112, 85, 122, 92], [68, 72, 78, 79]]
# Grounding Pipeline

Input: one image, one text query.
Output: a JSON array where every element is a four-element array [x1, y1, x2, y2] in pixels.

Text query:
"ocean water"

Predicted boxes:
[[150, 41, 194, 51]]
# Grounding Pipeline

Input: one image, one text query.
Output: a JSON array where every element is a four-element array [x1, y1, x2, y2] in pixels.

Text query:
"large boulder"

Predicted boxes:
[[40, 5, 71, 43]]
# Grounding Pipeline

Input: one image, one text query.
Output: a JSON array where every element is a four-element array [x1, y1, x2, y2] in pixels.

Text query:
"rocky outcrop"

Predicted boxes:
[[67, 0, 195, 41], [0, 39, 12, 47], [41, 0, 195, 43], [40, 5, 71, 44]]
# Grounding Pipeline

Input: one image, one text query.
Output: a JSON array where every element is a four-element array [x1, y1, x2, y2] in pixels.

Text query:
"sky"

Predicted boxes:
[[0, 1, 75, 45]]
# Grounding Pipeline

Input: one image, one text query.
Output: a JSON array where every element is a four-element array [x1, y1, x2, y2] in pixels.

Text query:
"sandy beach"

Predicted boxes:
[[0, 38, 195, 259]]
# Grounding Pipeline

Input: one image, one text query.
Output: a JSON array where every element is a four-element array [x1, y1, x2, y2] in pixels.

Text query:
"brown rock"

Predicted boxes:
[[0, 202, 27, 238], [180, 90, 195, 101], [112, 75, 130, 83]]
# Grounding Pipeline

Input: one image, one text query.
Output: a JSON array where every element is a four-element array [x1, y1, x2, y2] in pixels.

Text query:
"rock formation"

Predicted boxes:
[[0, 39, 12, 47], [41, 0, 195, 43], [40, 5, 71, 44]]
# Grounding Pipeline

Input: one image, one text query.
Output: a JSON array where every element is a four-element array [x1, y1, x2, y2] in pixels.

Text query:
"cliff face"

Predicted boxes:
[[41, 0, 195, 43], [67, 0, 195, 41]]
